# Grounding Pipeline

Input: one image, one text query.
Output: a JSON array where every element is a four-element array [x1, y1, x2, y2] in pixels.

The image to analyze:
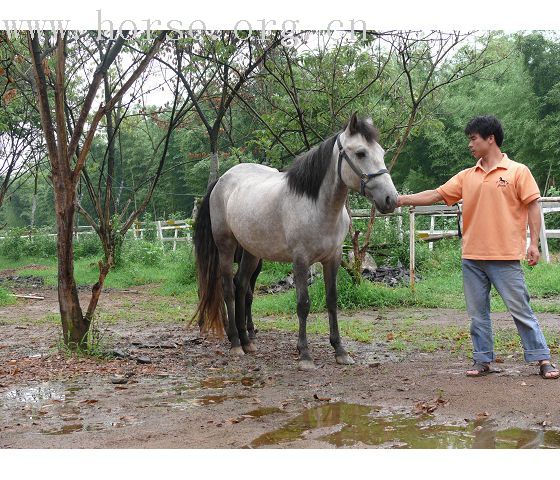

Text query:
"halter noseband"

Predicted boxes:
[[336, 135, 389, 196]]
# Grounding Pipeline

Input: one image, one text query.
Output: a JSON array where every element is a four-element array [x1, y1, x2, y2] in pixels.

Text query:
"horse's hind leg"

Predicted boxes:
[[234, 250, 261, 353], [216, 237, 244, 356], [323, 254, 354, 365], [246, 259, 263, 340]]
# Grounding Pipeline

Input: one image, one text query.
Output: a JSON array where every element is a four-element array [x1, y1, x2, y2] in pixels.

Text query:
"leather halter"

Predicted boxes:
[[336, 135, 389, 196]]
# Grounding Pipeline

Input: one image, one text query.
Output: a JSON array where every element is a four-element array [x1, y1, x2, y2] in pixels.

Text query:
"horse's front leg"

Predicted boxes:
[[293, 259, 315, 370], [323, 254, 354, 365], [246, 259, 263, 340]]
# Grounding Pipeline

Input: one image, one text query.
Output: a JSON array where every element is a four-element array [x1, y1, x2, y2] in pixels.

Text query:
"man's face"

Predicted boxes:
[[468, 133, 493, 159]]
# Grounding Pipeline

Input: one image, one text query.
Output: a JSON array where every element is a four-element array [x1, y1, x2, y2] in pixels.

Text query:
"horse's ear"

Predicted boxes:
[[348, 111, 359, 135]]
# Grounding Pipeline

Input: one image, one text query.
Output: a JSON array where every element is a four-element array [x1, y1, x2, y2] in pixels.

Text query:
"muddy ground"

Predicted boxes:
[[1, 281, 560, 449]]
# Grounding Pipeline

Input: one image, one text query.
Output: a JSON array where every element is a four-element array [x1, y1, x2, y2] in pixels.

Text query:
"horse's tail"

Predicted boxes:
[[191, 180, 226, 336]]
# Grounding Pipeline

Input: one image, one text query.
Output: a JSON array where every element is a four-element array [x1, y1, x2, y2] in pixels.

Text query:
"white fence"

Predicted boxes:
[[0, 220, 192, 252]]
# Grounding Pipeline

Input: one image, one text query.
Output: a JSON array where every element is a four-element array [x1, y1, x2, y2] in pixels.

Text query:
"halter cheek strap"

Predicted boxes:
[[336, 135, 389, 196]]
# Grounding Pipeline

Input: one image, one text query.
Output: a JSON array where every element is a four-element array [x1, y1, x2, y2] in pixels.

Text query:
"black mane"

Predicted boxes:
[[286, 134, 338, 201]]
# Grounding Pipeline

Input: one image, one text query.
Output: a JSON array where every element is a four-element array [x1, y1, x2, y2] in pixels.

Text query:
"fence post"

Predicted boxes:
[[397, 207, 403, 242], [429, 215, 435, 251], [539, 202, 550, 264], [173, 226, 178, 251], [157, 221, 164, 244], [409, 206, 415, 291]]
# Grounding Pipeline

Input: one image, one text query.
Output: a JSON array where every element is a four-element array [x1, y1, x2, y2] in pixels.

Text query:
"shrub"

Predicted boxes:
[[74, 234, 104, 259], [167, 246, 197, 286], [0, 227, 26, 260], [122, 240, 165, 266], [141, 213, 158, 242]]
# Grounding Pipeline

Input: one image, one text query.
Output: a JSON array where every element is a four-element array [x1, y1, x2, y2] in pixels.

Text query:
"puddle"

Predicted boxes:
[[250, 402, 560, 449], [41, 424, 85, 435], [200, 377, 234, 389], [167, 394, 251, 409], [1, 381, 142, 436], [40, 418, 140, 435], [243, 407, 284, 418], [199, 376, 259, 389], [167, 376, 261, 395], [3, 384, 68, 406], [1, 383, 84, 411]]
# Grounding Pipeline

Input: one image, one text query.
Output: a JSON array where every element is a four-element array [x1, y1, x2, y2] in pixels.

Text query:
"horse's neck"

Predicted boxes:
[[316, 154, 348, 216]]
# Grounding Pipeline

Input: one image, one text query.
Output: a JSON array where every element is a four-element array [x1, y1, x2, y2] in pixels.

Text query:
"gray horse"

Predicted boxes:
[[193, 113, 398, 370]]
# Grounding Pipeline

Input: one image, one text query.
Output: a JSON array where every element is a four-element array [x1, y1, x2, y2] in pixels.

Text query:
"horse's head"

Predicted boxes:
[[338, 112, 398, 214]]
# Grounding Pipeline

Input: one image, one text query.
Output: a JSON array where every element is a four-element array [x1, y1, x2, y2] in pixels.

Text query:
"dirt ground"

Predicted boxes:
[[1, 281, 560, 449]]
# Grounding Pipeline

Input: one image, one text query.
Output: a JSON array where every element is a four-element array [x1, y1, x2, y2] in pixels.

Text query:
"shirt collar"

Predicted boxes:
[[475, 153, 511, 173]]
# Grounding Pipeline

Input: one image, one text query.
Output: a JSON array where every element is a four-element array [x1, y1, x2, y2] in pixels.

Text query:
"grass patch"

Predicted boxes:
[[2, 240, 559, 317], [255, 314, 376, 343], [256, 261, 293, 288], [0, 287, 16, 306], [56, 316, 114, 359], [256, 314, 560, 357]]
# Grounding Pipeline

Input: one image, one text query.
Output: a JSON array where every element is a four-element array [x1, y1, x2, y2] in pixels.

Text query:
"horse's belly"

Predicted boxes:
[[226, 186, 292, 261], [229, 213, 292, 262]]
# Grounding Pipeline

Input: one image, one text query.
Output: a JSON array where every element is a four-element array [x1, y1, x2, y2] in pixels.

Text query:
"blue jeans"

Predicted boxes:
[[462, 259, 550, 363]]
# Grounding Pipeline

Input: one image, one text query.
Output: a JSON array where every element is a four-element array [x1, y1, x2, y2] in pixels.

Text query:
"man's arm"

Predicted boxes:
[[526, 199, 541, 266], [397, 190, 444, 207]]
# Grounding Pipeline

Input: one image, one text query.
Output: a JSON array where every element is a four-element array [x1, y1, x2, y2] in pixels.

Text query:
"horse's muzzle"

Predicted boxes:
[[376, 194, 398, 214]]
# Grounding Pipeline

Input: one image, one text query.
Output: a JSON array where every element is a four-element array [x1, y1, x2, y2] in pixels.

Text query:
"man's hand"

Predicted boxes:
[[526, 244, 540, 266]]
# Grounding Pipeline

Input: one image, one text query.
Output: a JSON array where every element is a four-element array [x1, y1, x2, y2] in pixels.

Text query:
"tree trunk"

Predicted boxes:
[[55, 175, 88, 347], [30, 167, 38, 229], [208, 134, 219, 185]]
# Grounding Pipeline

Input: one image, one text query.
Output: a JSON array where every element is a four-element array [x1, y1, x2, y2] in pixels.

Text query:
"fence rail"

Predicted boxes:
[[0, 220, 192, 251]]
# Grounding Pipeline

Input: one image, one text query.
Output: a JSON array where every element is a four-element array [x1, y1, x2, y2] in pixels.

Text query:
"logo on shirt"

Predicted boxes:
[[497, 176, 509, 188]]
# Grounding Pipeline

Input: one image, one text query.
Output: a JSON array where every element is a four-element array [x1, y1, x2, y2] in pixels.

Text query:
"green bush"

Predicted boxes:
[[0, 227, 59, 260], [74, 234, 104, 259], [167, 246, 197, 286], [122, 240, 165, 267], [141, 213, 158, 242], [0, 227, 27, 260], [23, 233, 58, 257]]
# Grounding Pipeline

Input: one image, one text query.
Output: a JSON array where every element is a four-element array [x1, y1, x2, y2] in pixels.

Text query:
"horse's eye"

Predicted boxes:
[[355, 151, 366, 159]]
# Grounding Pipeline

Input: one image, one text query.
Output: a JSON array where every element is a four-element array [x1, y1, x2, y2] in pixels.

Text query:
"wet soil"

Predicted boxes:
[[1, 285, 560, 449]]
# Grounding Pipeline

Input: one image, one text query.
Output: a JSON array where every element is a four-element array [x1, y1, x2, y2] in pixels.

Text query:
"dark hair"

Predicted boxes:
[[464, 115, 504, 147], [286, 134, 338, 201]]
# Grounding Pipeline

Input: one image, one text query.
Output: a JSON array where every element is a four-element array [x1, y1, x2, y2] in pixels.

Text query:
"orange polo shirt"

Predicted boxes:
[[436, 154, 540, 260]]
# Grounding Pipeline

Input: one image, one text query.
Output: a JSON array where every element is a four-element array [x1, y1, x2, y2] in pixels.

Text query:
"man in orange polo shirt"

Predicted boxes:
[[398, 115, 558, 379]]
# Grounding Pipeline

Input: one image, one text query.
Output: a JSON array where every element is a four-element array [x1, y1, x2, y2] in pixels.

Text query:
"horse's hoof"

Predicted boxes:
[[336, 354, 355, 365], [230, 346, 245, 356], [242, 342, 257, 354], [298, 360, 317, 371]]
